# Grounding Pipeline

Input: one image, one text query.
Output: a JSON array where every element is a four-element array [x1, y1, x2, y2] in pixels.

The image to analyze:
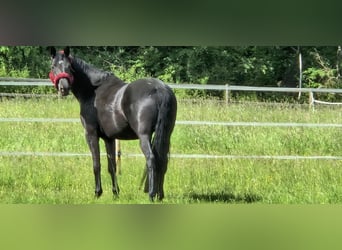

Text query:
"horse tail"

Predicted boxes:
[[153, 84, 177, 168], [151, 83, 177, 198]]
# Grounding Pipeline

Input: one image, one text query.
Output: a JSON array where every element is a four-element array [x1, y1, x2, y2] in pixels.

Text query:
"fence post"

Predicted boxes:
[[225, 84, 230, 105], [309, 91, 314, 111]]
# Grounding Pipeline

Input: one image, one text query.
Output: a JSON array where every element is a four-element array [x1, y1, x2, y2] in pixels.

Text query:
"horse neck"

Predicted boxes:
[[70, 59, 124, 102], [69, 59, 100, 99], [69, 71, 95, 102]]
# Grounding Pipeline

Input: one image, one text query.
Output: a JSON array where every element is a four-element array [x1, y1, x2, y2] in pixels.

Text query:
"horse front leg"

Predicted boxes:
[[85, 131, 102, 198], [104, 139, 120, 196]]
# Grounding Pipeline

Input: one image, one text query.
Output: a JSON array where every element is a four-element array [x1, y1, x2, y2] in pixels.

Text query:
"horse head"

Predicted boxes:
[[49, 46, 74, 96]]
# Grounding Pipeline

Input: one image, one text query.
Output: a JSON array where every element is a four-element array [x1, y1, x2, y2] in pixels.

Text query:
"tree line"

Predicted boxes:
[[1, 46, 341, 100]]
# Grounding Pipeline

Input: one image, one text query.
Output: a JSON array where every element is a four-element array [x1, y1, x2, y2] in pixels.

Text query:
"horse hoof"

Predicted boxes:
[[112, 188, 120, 197], [95, 189, 103, 198], [149, 194, 156, 202]]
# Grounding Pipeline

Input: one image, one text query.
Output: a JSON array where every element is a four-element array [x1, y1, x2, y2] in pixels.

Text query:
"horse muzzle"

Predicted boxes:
[[58, 78, 71, 96]]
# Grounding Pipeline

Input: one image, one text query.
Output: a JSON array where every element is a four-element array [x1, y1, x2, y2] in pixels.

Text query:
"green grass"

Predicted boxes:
[[1, 97, 342, 204]]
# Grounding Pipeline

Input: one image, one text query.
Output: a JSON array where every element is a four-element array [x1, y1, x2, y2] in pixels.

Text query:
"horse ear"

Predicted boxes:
[[50, 47, 56, 58], [64, 46, 70, 57]]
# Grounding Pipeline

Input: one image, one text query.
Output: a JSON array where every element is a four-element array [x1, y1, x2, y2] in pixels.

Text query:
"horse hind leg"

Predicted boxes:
[[157, 169, 166, 201], [104, 139, 120, 196], [138, 164, 148, 193], [139, 135, 157, 201], [140, 151, 167, 201], [142, 153, 166, 201]]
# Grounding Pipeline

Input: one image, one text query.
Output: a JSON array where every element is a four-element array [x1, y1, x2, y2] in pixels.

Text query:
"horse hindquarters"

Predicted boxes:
[[148, 86, 177, 201]]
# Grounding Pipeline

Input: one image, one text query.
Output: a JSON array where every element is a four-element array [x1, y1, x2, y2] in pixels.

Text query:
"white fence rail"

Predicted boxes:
[[2, 77, 342, 107]]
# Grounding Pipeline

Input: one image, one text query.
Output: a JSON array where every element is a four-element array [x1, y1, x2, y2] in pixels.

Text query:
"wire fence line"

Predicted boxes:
[[1, 117, 342, 128], [1, 151, 342, 161], [176, 121, 342, 128]]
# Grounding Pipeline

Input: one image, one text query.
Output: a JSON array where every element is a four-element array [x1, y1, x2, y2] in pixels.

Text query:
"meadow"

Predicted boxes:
[[1, 96, 342, 204]]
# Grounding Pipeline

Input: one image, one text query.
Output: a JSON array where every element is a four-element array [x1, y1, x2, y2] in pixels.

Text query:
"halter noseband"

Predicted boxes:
[[49, 71, 74, 88]]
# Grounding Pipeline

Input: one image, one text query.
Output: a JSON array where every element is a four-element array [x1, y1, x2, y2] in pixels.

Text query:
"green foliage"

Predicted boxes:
[[1, 46, 342, 101], [303, 67, 327, 88], [0, 46, 50, 78], [302, 48, 339, 88]]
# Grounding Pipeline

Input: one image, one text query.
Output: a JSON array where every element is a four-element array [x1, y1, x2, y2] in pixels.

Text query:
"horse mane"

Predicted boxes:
[[71, 57, 122, 86]]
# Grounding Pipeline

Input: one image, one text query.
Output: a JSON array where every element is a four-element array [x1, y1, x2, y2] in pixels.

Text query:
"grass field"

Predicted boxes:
[[1, 97, 342, 204]]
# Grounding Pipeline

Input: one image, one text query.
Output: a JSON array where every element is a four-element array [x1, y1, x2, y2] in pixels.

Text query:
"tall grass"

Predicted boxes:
[[1, 97, 342, 204]]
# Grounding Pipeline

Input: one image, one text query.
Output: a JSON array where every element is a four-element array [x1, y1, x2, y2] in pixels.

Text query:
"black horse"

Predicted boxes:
[[49, 47, 177, 201]]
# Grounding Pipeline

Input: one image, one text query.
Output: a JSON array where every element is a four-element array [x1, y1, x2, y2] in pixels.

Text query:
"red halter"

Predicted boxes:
[[49, 71, 74, 88]]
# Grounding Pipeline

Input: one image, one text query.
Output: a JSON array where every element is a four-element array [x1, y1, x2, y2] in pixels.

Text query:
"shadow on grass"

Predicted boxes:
[[187, 191, 262, 204]]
